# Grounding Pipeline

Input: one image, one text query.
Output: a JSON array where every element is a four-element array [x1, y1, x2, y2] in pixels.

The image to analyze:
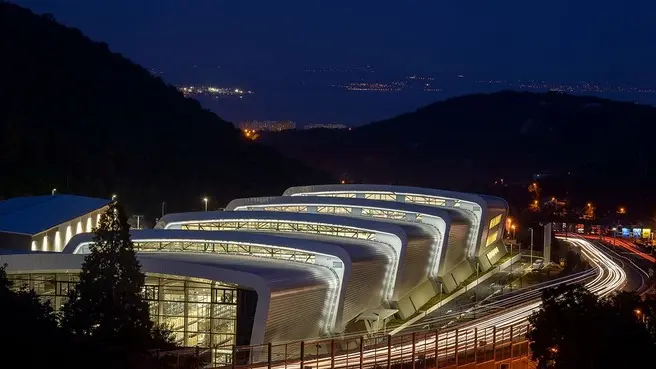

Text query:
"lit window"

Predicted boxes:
[[485, 230, 499, 247], [489, 214, 503, 229], [54, 231, 61, 252], [65, 225, 73, 245], [487, 247, 499, 260]]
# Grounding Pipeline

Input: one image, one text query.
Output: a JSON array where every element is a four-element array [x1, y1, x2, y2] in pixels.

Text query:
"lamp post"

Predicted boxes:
[[529, 227, 534, 266], [203, 197, 209, 212], [111, 193, 117, 201], [509, 241, 513, 292], [51, 188, 57, 195], [475, 261, 480, 317], [439, 281, 443, 302]]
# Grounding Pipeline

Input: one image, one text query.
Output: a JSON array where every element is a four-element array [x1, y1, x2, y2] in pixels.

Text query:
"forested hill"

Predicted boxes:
[[0, 3, 331, 217], [261, 91, 656, 216]]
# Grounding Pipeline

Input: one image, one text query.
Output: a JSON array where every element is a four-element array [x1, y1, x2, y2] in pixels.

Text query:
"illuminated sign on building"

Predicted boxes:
[[642, 228, 651, 239]]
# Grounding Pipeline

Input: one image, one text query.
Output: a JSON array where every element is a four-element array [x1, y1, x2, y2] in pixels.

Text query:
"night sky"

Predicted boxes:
[[14, 0, 656, 126]]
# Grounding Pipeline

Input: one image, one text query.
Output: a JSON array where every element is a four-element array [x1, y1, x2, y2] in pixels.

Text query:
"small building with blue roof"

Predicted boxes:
[[0, 194, 110, 252]]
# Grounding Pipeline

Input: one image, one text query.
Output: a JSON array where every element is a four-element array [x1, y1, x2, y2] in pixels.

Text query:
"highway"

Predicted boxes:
[[584, 235, 656, 264], [242, 235, 627, 369], [585, 238, 651, 293], [400, 265, 594, 333]]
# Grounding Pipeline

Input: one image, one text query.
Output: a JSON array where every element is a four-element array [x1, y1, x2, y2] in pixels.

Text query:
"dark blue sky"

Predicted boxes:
[[14, 0, 656, 125]]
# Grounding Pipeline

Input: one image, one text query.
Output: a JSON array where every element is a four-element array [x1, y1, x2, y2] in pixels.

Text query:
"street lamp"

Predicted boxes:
[[52, 188, 57, 195], [635, 309, 645, 323], [203, 197, 209, 212], [111, 194, 117, 201], [528, 227, 534, 265]]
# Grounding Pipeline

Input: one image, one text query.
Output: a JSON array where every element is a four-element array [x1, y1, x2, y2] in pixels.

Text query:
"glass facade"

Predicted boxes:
[[8, 272, 239, 366], [363, 193, 397, 201], [132, 241, 317, 264], [361, 207, 410, 220], [262, 205, 308, 213], [179, 220, 377, 241], [253, 204, 420, 222]]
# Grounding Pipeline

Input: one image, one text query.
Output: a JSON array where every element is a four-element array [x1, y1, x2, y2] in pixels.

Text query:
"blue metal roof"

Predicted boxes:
[[0, 195, 110, 235]]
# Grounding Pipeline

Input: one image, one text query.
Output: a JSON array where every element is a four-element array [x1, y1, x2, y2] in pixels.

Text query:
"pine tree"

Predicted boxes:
[[61, 201, 154, 351]]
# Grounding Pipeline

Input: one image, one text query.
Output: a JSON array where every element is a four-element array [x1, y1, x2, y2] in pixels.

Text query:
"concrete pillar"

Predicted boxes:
[[543, 223, 552, 264]]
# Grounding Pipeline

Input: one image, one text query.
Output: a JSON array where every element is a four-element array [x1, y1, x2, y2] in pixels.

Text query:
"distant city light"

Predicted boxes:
[[304, 123, 349, 130], [178, 85, 253, 98], [476, 79, 656, 94], [239, 120, 296, 132]]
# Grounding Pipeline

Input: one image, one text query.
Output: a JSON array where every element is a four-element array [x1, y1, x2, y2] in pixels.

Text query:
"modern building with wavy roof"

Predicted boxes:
[[0, 185, 508, 366]]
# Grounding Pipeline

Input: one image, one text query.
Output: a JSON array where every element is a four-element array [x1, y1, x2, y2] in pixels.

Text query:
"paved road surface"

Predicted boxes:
[[589, 239, 652, 293]]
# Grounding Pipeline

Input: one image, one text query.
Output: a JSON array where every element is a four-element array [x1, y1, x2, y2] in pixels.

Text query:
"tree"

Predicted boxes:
[[61, 201, 155, 351], [528, 284, 655, 369]]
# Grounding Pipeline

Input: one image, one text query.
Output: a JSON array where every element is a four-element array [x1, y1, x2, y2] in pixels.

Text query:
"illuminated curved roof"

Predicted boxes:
[[63, 229, 397, 332], [155, 210, 406, 302], [225, 196, 468, 282], [282, 184, 509, 258], [156, 211, 408, 243], [283, 184, 508, 210]]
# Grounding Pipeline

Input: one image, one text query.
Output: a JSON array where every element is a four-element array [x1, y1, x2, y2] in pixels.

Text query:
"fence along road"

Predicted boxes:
[[230, 235, 626, 369]]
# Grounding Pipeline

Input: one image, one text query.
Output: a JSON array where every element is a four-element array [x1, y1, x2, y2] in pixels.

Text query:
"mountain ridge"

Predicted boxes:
[[260, 90, 656, 216], [0, 3, 332, 218]]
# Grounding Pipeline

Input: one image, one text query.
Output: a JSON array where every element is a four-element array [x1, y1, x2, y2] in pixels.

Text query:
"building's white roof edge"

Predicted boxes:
[[225, 196, 468, 223], [283, 184, 508, 211], [64, 229, 352, 261], [156, 210, 408, 243]]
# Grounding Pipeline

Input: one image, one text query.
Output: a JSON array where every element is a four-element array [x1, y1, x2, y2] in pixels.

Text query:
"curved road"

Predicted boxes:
[[254, 235, 627, 369]]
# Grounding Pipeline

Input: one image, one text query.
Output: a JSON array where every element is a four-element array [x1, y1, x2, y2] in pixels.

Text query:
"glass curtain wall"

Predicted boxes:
[[8, 272, 238, 366]]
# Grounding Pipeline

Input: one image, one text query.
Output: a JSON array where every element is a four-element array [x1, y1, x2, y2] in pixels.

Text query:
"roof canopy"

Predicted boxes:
[[0, 195, 110, 235]]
